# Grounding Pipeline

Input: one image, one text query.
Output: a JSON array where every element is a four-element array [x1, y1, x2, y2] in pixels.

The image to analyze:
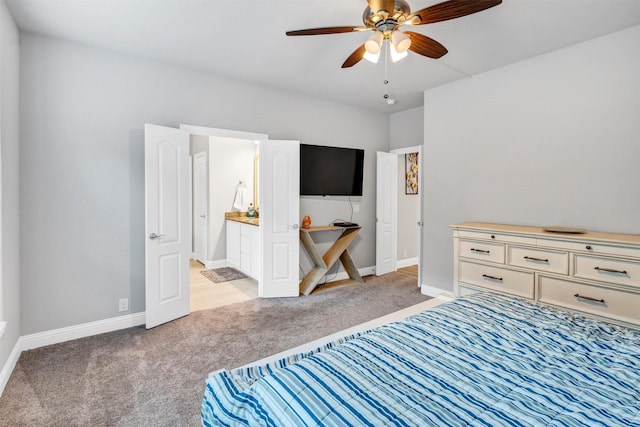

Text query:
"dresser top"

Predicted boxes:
[[451, 222, 640, 246]]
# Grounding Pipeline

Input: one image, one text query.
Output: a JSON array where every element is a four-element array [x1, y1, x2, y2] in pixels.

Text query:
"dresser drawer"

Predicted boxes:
[[459, 239, 505, 264], [537, 238, 640, 259], [573, 255, 640, 288], [508, 246, 568, 275], [459, 230, 536, 245], [459, 261, 534, 299], [538, 275, 640, 327]]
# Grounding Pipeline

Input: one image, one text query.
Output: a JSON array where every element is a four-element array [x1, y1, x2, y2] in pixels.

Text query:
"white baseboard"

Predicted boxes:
[[205, 259, 227, 269], [192, 258, 227, 270], [20, 312, 146, 351], [396, 257, 418, 269], [318, 265, 375, 283], [0, 337, 21, 398], [0, 312, 145, 397], [420, 284, 453, 298]]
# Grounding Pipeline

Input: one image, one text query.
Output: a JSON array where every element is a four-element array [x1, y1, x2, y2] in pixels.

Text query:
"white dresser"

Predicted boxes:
[[451, 222, 640, 329]]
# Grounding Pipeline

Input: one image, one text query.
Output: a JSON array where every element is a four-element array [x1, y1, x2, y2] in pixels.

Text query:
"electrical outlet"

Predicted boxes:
[[353, 204, 360, 213], [118, 298, 129, 312]]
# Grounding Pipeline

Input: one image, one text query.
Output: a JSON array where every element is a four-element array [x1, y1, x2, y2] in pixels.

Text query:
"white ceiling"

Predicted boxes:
[[6, 0, 640, 113]]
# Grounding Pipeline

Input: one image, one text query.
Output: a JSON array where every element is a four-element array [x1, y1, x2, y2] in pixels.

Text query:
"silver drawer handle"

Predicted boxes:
[[482, 274, 503, 281], [574, 293, 605, 304], [594, 266, 628, 275], [471, 248, 490, 254], [149, 233, 165, 240], [524, 256, 549, 262]]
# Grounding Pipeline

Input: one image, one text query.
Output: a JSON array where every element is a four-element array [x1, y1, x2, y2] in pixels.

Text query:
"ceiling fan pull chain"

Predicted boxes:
[[383, 41, 390, 101], [382, 42, 397, 105]]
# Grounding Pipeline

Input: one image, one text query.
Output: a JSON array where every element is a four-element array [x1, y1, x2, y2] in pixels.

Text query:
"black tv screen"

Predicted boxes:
[[300, 144, 364, 196]]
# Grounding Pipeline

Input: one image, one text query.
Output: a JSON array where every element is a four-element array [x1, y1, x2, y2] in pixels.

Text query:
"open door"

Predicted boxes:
[[376, 151, 397, 276], [259, 140, 300, 297], [193, 151, 208, 265], [144, 124, 190, 328]]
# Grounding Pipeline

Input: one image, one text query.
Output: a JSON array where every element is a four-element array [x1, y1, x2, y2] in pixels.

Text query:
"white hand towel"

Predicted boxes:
[[232, 182, 246, 210]]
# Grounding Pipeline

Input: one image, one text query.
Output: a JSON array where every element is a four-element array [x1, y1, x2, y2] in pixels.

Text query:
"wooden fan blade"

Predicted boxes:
[[405, 31, 448, 59], [367, 0, 395, 14], [286, 26, 366, 36], [409, 0, 502, 25], [342, 44, 367, 68]]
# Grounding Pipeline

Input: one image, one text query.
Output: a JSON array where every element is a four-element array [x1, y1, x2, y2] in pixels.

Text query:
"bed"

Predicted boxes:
[[201, 293, 640, 426]]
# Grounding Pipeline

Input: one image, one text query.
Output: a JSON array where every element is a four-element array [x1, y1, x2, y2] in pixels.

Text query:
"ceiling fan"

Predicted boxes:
[[286, 0, 502, 68]]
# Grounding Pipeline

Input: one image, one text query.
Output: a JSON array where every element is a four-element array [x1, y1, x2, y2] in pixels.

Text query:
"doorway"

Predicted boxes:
[[189, 259, 258, 312], [145, 124, 301, 328], [188, 133, 260, 312], [392, 146, 421, 277], [375, 146, 422, 286]]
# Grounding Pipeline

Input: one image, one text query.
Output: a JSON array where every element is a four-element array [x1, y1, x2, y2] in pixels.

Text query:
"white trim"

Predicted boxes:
[[243, 295, 451, 368], [0, 312, 146, 397], [390, 145, 421, 156], [420, 284, 453, 298], [179, 124, 268, 141], [190, 258, 226, 270], [204, 259, 227, 269], [0, 337, 21, 397], [20, 312, 146, 351], [0, 321, 5, 339], [396, 257, 418, 269]]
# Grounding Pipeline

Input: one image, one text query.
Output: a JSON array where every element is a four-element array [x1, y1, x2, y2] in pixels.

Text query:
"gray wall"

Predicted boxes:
[[19, 32, 389, 334], [396, 154, 420, 261], [390, 106, 423, 150], [422, 25, 640, 292], [390, 107, 423, 265], [0, 0, 20, 376]]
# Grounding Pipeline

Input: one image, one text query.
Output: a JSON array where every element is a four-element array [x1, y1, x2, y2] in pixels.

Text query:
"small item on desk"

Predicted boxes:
[[302, 215, 311, 228], [333, 221, 358, 227], [247, 203, 256, 218]]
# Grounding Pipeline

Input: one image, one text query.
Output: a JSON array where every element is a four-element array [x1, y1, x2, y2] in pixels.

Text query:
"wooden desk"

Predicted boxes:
[[299, 225, 363, 295]]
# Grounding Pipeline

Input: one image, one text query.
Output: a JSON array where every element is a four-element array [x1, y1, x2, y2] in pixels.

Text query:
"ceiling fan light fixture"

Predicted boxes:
[[391, 30, 411, 53], [363, 49, 380, 63], [364, 31, 383, 54], [390, 41, 408, 62]]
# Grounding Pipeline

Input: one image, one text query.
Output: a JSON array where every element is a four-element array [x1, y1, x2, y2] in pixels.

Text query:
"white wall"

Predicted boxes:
[[422, 25, 640, 292], [0, 0, 20, 378], [209, 136, 255, 261], [19, 32, 389, 334]]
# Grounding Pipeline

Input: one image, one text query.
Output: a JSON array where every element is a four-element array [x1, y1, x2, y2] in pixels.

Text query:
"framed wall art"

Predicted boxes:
[[405, 152, 419, 195]]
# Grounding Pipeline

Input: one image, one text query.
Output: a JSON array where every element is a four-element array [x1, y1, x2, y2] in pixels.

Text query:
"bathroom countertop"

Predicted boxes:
[[225, 212, 259, 226]]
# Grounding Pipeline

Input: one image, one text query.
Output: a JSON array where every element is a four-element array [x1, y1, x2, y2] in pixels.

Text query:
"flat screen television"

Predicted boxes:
[[300, 144, 364, 196]]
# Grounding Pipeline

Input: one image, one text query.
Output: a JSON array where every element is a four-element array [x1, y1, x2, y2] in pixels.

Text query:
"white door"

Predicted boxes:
[[376, 151, 397, 276], [193, 152, 208, 265], [145, 124, 190, 329], [259, 140, 300, 297]]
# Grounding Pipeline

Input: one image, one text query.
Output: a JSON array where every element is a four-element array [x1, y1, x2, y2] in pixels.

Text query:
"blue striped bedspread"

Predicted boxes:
[[201, 293, 640, 426]]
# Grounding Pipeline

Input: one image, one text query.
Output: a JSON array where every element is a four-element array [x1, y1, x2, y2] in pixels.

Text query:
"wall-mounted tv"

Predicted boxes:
[[300, 144, 365, 196]]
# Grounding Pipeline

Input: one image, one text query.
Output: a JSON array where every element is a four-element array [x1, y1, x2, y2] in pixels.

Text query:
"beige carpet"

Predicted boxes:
[[0, 272, 430, 426]]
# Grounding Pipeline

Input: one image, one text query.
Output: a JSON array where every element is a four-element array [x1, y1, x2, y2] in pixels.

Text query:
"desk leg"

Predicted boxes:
[[300, 267, 328, 296], [340, 249, 363, 282]]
